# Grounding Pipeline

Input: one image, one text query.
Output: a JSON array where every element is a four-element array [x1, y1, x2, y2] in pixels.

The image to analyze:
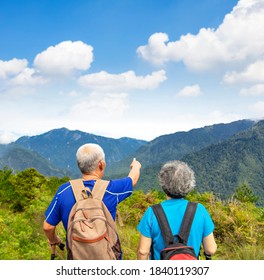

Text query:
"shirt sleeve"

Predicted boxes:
[[199, 204, 215, 237], [137, 207, 154, 238], [45, 194, 61, 226], [107, 177, 133, 204]]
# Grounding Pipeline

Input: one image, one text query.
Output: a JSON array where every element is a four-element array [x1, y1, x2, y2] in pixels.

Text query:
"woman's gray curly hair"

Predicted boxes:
[[159, 160, 196, 198]]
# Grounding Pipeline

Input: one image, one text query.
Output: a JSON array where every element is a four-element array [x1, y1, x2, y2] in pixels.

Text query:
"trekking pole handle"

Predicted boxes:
[[204, 253, 212, 260], [49, 241, 65, 260], [58, 243, 65, 251]]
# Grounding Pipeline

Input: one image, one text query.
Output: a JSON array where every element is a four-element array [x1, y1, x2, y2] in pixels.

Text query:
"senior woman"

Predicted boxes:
[[137, 160, 217, 260]]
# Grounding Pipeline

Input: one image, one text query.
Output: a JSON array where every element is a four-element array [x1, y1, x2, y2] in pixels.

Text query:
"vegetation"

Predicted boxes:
[[0, 168, 263, 260], [182, 120, 264, 205]]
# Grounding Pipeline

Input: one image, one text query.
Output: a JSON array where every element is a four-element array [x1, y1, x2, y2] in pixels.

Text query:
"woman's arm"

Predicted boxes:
[[137, 234, 152, 260], [202, 232, 217, 256]]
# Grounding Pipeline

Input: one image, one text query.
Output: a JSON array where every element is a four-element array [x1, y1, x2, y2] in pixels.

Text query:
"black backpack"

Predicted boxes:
[[151, 201, 198, 260]]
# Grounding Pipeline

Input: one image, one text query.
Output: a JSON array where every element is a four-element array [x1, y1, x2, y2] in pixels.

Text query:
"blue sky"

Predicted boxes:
[[1, 0, 264, 143]]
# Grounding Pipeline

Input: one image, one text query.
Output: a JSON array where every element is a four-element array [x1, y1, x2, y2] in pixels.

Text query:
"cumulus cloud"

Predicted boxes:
[[78, 70, 167, 92], [34, 41, 93, 76], [176, 84, 201, 97], [240, 84, 264, 96], [137, 0, 264, 71], [0, 58, 46, 89], [9, 68, 47, 86], [0, 58, 28, 79], [224, 60, 264, 84]]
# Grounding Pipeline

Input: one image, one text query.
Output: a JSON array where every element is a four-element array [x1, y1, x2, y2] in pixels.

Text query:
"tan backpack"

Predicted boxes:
[[67, 179, 121, 260]]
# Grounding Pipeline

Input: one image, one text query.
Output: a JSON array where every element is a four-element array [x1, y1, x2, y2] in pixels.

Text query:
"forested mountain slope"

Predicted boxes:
[[107, 119, 255, 176], [183, 120, 264, 203], [0, 144, 65, 176]]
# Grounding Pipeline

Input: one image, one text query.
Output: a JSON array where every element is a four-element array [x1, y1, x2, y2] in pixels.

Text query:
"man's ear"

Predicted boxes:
[[98, 160, 106, 171]]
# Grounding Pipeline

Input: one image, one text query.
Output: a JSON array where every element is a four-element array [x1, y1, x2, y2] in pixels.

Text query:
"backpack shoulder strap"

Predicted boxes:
[[70, 179, 89, 202], [178, 202, 198, 244], [151, 204, 174, 247], [91, 179, 110, 200], [70, 179, 110, 202]]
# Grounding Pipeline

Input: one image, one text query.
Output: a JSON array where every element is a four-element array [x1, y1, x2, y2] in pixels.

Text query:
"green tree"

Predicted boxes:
[[8, 168, 47, 211], [234, 183, 259, 204], [0, 167, 14, 202]]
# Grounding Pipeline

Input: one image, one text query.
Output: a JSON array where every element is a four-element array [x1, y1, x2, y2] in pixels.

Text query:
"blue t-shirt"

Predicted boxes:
[[137, 199, 214, 259], [45, 177, 133, 230]]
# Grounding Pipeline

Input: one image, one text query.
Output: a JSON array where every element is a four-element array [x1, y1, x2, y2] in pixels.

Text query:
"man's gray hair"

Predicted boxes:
[[159, 160, 196, 198], [76, 143, 105, 174]]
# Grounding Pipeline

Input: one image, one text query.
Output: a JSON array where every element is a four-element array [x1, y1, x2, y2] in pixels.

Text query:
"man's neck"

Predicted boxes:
[[82, 173, 102, 181]]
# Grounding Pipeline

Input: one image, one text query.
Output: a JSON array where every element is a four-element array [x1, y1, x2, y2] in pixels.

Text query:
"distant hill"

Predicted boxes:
[[0, 143, 66, 177], [13, 128, 147, 177], [182, 120, 264, 204], [107, 119, 255, 176]]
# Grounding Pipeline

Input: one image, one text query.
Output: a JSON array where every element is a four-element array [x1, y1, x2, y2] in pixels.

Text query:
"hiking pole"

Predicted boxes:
[[50, 242, 65, 260]]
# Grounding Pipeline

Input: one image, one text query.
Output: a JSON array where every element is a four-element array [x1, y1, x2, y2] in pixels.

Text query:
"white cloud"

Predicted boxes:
[[33, 41, 93, 76], [137, 0, 264, 71], [176, 84, 201, 97], [224, 60, 264, 84], [69, 91, 129, 118], [9, 68, 47, 86], [0, 58, 28, 79], [240, 84, 264, 96], [136, 33, 172, 65], [78, 70, 167, 92]]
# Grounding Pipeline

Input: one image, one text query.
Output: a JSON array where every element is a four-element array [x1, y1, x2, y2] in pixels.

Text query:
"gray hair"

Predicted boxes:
[[76, 143, 105, 174], [159, 160, 196, 198]]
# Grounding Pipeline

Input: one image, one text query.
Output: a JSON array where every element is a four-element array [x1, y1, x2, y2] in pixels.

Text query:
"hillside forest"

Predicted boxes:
[[0, 167, 263, 260]]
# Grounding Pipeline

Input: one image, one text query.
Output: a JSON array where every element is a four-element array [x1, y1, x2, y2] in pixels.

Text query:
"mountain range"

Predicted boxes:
[[0, 128, 146, 177], [107, 119, 255, 175], [1, 119, 263, 205]]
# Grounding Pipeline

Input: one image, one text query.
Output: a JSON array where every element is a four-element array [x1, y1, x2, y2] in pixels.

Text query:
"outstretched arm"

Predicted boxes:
[[128, 158, 141, 187]]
